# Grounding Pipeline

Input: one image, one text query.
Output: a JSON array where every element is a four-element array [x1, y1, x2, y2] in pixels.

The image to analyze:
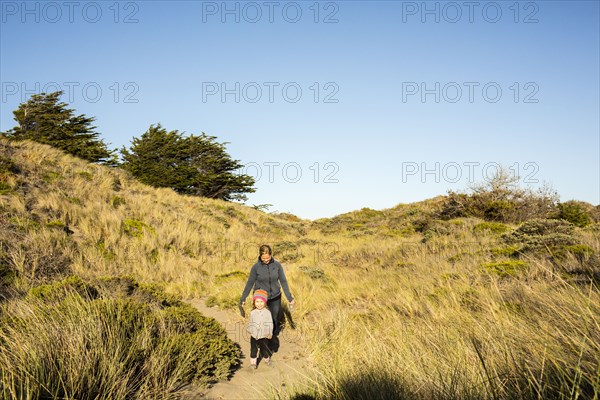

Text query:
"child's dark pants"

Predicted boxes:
[[250, 337, 272, 359]]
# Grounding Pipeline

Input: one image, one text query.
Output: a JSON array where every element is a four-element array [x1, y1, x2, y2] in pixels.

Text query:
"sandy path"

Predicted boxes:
[[182, 299, 314, 400]]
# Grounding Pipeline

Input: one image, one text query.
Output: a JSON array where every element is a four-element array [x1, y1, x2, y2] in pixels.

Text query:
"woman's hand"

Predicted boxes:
[[289, 299, 296, 311]]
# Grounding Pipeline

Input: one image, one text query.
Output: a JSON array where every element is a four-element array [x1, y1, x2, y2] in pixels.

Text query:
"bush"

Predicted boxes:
[[473, 222, 511, 235], [483, 261, 528, 278], [484, 200, 515, 222], [556, 200, 593, 227], [502, 219, 599, 285], [490, 245, 520, 258], [28, 275, 98, 302], [299, 266, 330, 281], [439, 168, 559, 223], [503, 219, 578, 254], [274, 240, 302, 262], [122, 218, 154, 238], [507, 219, 575, 237], [0, 277, 241, 399]]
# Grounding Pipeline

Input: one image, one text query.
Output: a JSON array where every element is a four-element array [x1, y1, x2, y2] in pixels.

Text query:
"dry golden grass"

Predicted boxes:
[[1, 138, 599, 399]]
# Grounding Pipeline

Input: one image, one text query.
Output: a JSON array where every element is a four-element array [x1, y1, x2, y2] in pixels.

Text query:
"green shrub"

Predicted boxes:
[[439, 170, 559, 223], [122, 219, 154, 238], [484, 200, 514, 221], [490, 245, 521, 258], [0, 291, 240, 398], [523, 233, 579, 253], [161, 303, 228, 336], [45, 219, 65, 228], [556, 200, 593, 227], [299, 266, 330, 281], [503, 219, 579, 254], [507, 219, 575, 237], [439, 192, 471, 220], [28, 275, 98, 302], [473, 221, 511, 235], [274, 240, 302, 262], [483, 261, 528, 278]]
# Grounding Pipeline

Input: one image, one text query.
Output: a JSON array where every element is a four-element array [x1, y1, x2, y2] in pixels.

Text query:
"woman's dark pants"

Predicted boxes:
[[267, 295, 281, 335]]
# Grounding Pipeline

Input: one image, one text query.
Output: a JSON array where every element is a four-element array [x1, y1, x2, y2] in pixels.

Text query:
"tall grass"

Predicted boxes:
[[2, 138, 599, 399], [0, 279, 241, 399], [280, 243, 600, 399]]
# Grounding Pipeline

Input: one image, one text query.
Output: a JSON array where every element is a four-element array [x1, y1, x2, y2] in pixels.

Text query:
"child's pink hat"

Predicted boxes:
[[253, 289, 268, 303]]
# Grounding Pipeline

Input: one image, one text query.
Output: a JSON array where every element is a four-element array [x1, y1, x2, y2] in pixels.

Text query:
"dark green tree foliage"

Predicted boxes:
[[4, 91, 117, 164], [121, 124, 255, 201], [556, 200, 593, 227]]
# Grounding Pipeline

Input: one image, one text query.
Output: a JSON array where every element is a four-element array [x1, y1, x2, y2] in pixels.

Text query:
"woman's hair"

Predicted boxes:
[[259, 244, 272, 256]]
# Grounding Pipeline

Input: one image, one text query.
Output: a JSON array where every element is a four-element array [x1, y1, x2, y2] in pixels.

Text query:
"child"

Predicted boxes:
[[246, 289, 273, 369]]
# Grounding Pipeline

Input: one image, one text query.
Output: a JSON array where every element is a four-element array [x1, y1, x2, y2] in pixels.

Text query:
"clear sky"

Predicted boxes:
[[1, 0, 598, 219]]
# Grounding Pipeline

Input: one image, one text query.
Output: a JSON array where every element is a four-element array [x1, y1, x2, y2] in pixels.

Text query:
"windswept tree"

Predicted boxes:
[[120, 124, 255, 201], [3, 91, 117, 164]]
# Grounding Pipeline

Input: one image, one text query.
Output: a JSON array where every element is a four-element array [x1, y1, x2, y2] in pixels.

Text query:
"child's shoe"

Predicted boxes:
[[250, 358, 257, 369], [263, 357, 272, 367]]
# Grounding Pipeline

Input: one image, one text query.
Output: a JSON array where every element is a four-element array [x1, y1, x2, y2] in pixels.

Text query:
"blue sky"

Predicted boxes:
[[1, 0, 598, 219]]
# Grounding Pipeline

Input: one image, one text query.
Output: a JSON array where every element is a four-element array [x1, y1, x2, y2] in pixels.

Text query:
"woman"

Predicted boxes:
[[240, 244, 295, 336]]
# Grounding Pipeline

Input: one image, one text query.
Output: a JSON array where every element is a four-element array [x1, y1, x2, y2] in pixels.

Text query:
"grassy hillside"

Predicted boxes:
[[1, 138, 599, 399]]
